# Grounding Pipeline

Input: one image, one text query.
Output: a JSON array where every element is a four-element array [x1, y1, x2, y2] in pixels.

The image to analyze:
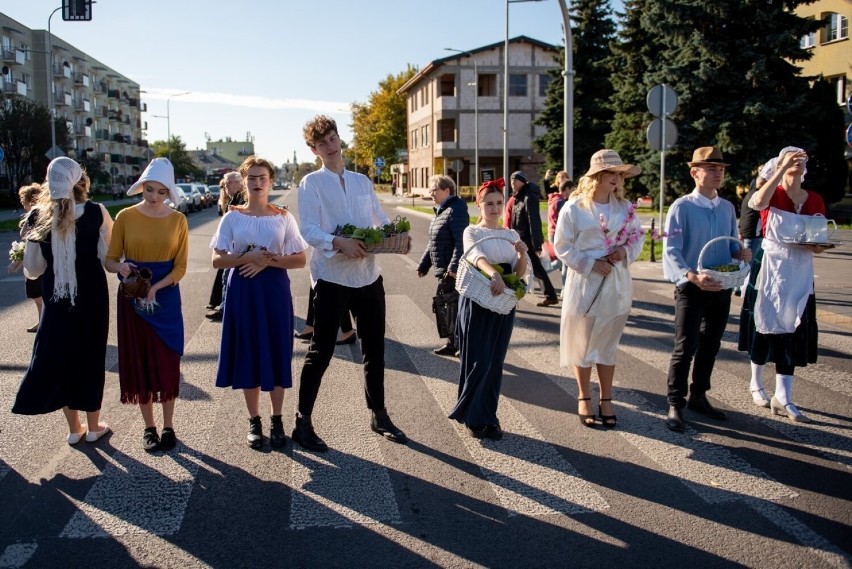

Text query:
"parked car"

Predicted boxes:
[[167, 186, 189, 214], [176, 183, 203, 212]]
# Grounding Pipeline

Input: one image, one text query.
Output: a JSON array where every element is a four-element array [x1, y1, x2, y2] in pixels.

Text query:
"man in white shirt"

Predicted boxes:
[[293, 115, 407, 451]]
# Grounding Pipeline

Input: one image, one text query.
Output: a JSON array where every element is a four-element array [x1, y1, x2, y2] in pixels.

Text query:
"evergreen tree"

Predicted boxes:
[[534, 0, 617, 182], [606, 0, 822, 201], [800, 78, 848, 204]]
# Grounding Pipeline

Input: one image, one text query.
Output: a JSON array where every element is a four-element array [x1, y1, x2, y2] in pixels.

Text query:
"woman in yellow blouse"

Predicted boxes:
[[105, 158, 189, 451]]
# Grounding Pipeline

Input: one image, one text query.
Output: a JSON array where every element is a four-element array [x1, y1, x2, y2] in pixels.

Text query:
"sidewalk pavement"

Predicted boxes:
[[384, 192, 851, 331]]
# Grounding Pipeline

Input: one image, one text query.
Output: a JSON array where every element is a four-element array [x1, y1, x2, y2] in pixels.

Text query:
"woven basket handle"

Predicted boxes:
[[697, 235, 741, 271], [461, 233, 518, 262]]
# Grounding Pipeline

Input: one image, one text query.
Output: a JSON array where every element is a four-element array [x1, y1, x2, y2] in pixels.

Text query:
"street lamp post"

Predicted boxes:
[[504, 0, 544, 202], [46, 7, 62, 157], [557, 0, 574, 179], [444, 48, 478, 189], [165, 91, 190, 160]]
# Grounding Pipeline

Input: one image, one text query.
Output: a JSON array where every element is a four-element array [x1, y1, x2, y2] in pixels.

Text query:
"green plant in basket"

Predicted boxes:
[[476, 263, 527, 301], [708, 263, 741, 272], [335, 216, 411, 246]]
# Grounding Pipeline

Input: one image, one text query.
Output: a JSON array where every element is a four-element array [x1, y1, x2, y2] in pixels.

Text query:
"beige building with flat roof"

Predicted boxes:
[[397, 36, 559, 195], [1, 12, 148, 190]]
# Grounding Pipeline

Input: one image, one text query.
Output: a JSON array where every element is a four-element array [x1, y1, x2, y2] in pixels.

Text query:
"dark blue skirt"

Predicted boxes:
[[215, 267, 295, 391]]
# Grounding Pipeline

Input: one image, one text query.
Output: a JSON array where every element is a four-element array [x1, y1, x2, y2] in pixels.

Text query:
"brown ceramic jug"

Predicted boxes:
[[120, 267, 153, 298]]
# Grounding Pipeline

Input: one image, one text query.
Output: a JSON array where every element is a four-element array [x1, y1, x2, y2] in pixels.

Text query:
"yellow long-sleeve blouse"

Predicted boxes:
[[106, 206, 189, 283]]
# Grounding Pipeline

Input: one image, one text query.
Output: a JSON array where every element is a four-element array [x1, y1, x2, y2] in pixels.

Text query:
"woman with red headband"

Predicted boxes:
[[449, 179, 528, 440]]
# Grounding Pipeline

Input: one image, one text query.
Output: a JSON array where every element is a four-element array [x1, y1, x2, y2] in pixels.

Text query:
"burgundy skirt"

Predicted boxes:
[[117, 297, 181, 404]]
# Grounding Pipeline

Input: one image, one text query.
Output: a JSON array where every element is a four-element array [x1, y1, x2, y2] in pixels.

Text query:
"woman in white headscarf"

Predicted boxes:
[[738, 147, 829, 423], [12, 157, 113, 445]]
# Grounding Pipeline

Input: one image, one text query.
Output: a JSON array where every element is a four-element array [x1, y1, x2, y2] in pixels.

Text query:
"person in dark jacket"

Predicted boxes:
[[509, 171, 558, 306], [417, 175, 470, 355]]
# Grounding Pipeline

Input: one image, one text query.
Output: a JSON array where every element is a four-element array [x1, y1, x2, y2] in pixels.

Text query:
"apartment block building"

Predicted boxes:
[[397, 36, 559, 195], [1, 12, 147, 189], [205, 136, 255, 166]]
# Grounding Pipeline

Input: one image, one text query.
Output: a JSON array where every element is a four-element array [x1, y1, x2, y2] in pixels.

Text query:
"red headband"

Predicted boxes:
[[476, 178, 505, 203]]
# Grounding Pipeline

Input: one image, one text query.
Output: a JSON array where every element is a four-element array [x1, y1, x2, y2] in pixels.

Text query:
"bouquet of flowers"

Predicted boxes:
[[9, 241, 25, 262], [600, 204, 643, 254]]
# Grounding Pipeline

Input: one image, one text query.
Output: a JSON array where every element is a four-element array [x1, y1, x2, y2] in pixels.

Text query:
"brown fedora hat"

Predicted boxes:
[[584, 149, 641, 178], [688, 146, 730, 167]]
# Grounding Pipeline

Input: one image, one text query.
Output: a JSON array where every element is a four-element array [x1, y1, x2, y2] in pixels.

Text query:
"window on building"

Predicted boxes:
[[440, 74, 455, 97], [801, 30, 816, 48], [422, 124, 430, 147], [539, 73, 552, 97], [509, 74, 527, 97], [478, 73, 497, 97], [438, 118, 456, 143], [411, 129, 417, 149], [830, 75, 847, 105], [823, 12, 848, 43]]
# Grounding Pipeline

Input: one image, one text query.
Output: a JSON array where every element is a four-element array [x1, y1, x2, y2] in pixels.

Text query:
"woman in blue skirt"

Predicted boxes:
[[449, 179, 528, 440], [211, 156, 307, 448]]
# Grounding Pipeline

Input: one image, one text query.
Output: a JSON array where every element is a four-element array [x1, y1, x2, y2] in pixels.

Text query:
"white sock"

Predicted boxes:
[[774, 374, 794, 406], [749, 362, 765, 392]]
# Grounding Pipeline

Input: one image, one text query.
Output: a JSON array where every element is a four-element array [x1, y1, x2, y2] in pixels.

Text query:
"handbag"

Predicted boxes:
[[432, 289, 459, 339]]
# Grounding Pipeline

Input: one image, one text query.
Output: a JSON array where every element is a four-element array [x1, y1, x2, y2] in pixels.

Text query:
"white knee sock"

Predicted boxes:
[[774, 374, 794, 406], [749, 362, 765, 392]]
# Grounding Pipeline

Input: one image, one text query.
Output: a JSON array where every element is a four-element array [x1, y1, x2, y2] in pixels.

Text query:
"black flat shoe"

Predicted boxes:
[[294, 330, 313, 340], [247, 416, 263, 449], [160, 428, 177, 450], [336, 332, 357, 345], [485, 424, 504, 440], [598, 398, 617, 428], [371, 409, 407, 444], [433, 343, 456, 356], [577, 397, 596, 428], [466, 425, 487, 439], [205, 310, 222, 321], [666, 406, 685, 432], [687, 393, 727, 420], [270, 415, 286, 448]]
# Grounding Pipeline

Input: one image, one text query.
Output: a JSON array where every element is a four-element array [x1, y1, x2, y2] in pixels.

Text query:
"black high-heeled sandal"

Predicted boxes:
[[598, 398, 617, 428], [578, 397, 596, 427]]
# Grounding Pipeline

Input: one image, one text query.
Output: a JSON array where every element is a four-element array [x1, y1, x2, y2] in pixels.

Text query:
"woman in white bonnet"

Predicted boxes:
[[12, 157, 113, 445], [738, 147, 830, 422], [105, 158, 189, 451]]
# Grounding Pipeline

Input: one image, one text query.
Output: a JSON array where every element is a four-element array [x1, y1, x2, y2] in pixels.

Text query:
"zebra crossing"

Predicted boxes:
[[1, 276, 850, 567]]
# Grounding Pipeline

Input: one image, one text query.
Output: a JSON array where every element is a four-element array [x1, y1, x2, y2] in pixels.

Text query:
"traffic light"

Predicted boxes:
[[62, 0, 92, 21]]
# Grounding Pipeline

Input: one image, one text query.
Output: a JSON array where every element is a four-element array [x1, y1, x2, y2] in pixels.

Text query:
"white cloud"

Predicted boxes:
[[140, 88, 351, 114]]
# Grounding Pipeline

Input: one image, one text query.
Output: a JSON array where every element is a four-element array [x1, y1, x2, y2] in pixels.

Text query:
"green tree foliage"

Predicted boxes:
[[534, 0, 617, 181], [348, 65, 418, 181], [150, 135, 203, 180], [0, 93, 71, 198], [606, 0, 822, 202]]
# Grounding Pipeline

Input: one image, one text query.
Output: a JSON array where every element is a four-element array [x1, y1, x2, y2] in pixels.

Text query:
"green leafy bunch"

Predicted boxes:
[[476, 263, 527, 301], [336, 216, 411, 246]]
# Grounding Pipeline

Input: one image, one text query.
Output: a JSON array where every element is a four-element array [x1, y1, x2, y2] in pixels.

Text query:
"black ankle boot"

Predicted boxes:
[[291, 414, 328, 452], [371, 409, 407, 444], [270, 415, 286, 448], [247, 416, 263, 449]]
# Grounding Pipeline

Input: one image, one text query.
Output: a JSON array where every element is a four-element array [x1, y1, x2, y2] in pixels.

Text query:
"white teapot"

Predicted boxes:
[[796, 213, 836, 244]]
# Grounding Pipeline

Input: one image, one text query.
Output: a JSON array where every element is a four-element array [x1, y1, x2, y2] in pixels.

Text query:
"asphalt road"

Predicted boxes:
[[0, 191, 850, 568]]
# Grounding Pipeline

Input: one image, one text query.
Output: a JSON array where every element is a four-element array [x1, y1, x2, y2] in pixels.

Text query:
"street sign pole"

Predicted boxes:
[[646, 84, 678, 230]]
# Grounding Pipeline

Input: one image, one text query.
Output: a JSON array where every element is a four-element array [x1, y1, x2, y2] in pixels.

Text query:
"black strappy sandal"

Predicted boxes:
[[598, 398, 617, 428], [578, 397, 596, 427]]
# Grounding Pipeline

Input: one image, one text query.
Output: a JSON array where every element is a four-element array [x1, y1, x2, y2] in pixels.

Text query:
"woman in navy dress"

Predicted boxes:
[[211, 156, 307, 449], [13, 158, 113, 445]]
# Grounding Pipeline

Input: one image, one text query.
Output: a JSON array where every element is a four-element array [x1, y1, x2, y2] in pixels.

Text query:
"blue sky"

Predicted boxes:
[[6, 0, 623, 165]]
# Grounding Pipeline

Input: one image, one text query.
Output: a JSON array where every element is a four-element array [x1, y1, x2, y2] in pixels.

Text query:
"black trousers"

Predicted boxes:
[[298, 277, 385, 416], [304, 285, 353, 333], [525, 241, 557, 299], [435, 275, 458, 346], [208, 268, 224, 307], [667, 282, 732, 408]]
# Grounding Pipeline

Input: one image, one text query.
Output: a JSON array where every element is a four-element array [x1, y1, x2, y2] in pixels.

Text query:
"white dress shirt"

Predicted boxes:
[[297, 166, 389, 288]]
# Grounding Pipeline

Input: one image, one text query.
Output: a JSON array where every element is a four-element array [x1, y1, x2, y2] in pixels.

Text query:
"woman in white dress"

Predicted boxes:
[[554, 150, 643, 428]]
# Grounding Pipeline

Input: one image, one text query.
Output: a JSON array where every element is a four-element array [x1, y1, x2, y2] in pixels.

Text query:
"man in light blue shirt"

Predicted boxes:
[[293, 115, 408, 451], [663, 147, 751, 432]]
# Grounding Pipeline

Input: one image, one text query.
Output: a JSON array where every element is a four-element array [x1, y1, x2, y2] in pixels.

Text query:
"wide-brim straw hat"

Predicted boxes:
[[584, 149, 641, 178], [687, 146, 730, 167], [127, 158, 181, 205]]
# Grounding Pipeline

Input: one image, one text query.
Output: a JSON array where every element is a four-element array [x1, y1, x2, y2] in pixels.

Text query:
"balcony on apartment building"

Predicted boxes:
[[73, 73, 90, 88], [2, 48, 26, 66], [54, 92, 73, 107], [107, 88, 120, 99], [53, 63, 72, 79], [2, 81, 27, 96], [75, 124, 92, 138], [73, 99, 91, 113]]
